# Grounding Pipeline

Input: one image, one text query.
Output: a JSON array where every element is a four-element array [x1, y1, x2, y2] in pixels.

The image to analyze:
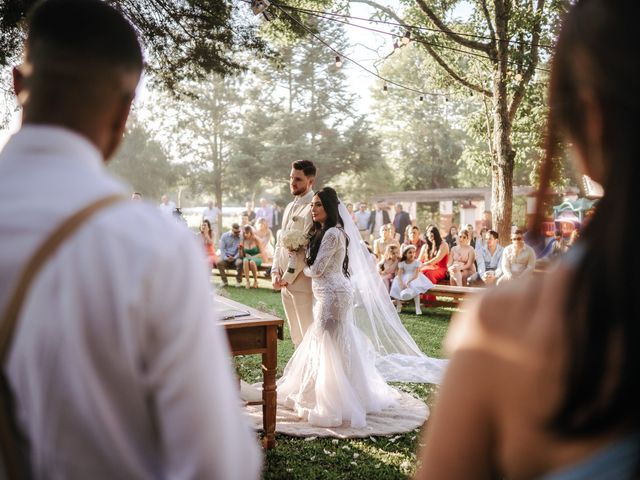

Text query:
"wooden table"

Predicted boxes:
[[217, 296, 283, 449]]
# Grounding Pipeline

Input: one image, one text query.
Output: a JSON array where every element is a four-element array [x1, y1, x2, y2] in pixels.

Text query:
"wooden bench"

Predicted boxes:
[[424, 284, 485, 308], [211, 263, 273, 280]]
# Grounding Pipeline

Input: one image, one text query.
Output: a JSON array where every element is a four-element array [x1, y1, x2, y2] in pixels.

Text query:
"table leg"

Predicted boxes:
[[262, 325, 278, 448]]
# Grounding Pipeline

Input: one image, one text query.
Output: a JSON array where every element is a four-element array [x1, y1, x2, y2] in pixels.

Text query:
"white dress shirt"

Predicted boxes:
[[158, 200, 176, 215], [0, 126, 262, 479]]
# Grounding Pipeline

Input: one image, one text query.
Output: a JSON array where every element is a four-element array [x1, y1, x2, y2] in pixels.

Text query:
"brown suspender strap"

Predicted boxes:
[[0, 194, 126, 479]]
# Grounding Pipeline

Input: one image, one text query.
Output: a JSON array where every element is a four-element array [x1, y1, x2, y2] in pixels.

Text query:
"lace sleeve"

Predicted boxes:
[[306, 228, 340, 278]]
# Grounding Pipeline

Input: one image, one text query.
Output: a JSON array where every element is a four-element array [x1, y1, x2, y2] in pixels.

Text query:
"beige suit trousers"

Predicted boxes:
[[281, 272, 313, 347]]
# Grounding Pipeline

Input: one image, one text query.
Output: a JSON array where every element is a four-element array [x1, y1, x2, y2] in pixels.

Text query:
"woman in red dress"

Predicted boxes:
[[419, 225, 449, 302]]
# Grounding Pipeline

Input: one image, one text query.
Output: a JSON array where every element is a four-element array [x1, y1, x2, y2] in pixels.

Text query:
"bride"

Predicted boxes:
[[277, 187, 447, 427], [277, 187, 400, 427]]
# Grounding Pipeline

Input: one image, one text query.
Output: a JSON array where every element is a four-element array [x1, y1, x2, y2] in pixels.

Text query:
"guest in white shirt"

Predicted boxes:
[[368, 200, 391, 241], [498, 229, 536, 285], [0, 1, 261, 478], [354, 202, 371, 242], [158, 193, 176, 215], [468, 229, 504, 285], [255, 197, 274, 229]]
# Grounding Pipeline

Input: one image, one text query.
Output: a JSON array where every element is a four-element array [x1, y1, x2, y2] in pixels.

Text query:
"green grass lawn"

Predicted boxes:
[[214, 276, 454, 479]]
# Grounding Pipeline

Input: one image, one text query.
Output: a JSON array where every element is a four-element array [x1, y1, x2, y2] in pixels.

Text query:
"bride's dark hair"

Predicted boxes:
[[306, 187, 350, 277]]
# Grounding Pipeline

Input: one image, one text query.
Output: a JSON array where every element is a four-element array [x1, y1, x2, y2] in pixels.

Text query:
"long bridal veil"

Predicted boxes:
[[338, 201, 448, 384]]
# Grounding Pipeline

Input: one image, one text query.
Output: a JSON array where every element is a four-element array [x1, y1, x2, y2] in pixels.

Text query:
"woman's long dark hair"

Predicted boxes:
[[201, 219, 212, 236], [428, 226, 443, 257], [306, 187, 350, 277], [536, 0, 640, 438]]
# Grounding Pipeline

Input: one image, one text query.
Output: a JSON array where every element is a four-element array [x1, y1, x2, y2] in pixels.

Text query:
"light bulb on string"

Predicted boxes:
[[515, 72, 523, 82], [335, 55, 343, 68], [383, 83, 389, 95], [419, 95, 424, 102], [401, 31, 411, 45]]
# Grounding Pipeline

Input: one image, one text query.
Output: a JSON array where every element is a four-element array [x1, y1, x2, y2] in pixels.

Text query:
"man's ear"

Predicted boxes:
[[12, 66, 27, 105], [104, 95, 133, 161]]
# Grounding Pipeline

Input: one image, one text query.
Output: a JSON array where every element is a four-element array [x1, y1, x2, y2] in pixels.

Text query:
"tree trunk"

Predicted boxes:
[[491, 0, 515, 245]]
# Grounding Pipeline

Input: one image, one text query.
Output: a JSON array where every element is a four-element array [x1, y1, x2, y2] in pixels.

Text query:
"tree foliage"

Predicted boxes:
[[108, 115, 182, 199]]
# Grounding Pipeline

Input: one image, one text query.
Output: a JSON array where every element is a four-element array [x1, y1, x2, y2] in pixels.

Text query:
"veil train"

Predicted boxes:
[[338, 201, 448, 384]]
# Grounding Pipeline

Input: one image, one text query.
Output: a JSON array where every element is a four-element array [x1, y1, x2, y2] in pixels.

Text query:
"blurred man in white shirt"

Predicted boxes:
[[0, 1, 261, 478]]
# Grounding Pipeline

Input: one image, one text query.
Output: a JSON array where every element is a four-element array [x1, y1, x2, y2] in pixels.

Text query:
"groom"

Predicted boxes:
[[272, 160, 316, 347]]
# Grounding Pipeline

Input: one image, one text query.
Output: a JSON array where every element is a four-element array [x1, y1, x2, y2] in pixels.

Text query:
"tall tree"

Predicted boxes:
[[229, 18, 386, 200], [347, 0, 564, 241], [372, 45, 466, 191], [108, 116, 181, 200]]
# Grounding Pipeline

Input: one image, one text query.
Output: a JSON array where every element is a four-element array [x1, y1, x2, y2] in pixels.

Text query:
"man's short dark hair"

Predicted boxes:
[[26, 0, 143, 71], [231, 223, 240, 231], [487, 230, 499, 240], [291, 160, 316, 178]]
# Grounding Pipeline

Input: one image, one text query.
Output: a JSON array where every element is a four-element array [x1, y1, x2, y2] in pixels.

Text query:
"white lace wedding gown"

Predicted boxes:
[[277, 227, 401, 428]]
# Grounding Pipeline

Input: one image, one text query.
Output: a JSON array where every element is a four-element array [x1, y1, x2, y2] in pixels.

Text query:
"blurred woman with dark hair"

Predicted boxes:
[[199, 219, 218, 269], [416, 1, 640, 478]]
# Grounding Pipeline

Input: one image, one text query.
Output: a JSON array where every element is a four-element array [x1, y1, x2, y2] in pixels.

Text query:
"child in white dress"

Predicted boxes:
[[390, 244, 434, 315]]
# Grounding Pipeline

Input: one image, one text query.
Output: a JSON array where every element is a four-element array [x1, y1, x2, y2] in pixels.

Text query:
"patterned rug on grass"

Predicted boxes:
[[243, 387, 429, 439]]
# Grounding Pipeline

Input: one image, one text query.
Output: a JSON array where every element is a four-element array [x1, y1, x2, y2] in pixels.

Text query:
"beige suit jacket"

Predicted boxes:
[[273, 190, 314, 284]]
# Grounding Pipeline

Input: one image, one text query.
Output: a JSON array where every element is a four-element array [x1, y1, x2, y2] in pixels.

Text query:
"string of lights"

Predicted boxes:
[[275, 3, 555, 51], [273, 3, 451, 99], [297, 8, 552, 75], [240, 0, 550, 99]]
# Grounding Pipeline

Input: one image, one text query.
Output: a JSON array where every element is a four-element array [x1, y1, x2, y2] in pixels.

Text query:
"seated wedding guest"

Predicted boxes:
[[239, 225, 265, 289], [540, 230, 568, 261], [0, 1, 261, 478], [390, 245, 433, 315], [419, 225, 449, 285], [462, 224, 476, 249], [444, 225, 459, 249], [254, 217, 274, 264], [217, 223, 243, 287], [202, 199, 221, 241], [468, 229, 503, 285], [373, 223, 400, 261], [474, 226, 488, 254], [378, 244, 400, 292], [498, 229, 536, 285], [416, 4, 640, 477], [404, 225, 425, 254], [447, 229, 476, 287], [199, 219, 218, 269]]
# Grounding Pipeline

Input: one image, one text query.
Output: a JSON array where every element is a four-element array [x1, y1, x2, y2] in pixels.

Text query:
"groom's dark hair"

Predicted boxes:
[[291, 160, 316, 177]]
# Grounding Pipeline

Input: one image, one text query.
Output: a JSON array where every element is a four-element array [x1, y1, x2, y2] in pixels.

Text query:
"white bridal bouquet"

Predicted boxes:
[[281, 229, 309, 252]]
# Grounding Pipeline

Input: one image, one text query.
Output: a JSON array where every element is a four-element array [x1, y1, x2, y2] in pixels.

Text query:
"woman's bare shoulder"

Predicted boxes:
[[446, 265, 572, 355]]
